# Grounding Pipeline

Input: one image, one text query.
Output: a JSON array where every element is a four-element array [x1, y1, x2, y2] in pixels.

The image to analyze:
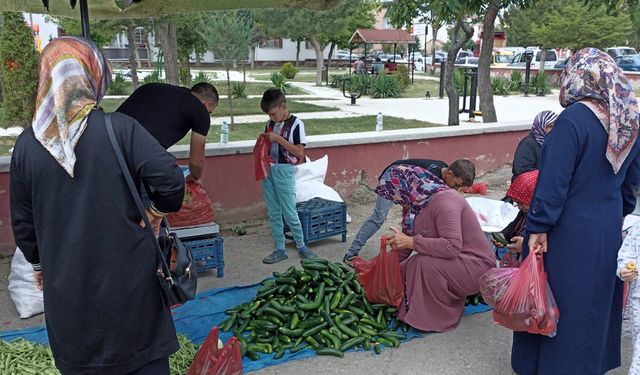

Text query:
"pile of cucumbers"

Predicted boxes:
[[219, 259, 409, 360]]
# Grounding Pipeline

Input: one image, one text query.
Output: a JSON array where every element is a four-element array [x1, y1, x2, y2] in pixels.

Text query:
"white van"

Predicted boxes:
[[508, 49, 558, 69]]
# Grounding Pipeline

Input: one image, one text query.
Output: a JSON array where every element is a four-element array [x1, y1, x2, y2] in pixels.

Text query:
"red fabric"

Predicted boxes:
[[479, 254, 560, 337], [253, 133, 271, 181], [188, 327, 243, 375], [506, 170, 539, 206], [166, 181, 214, 228], [352, 237, 404, 307]]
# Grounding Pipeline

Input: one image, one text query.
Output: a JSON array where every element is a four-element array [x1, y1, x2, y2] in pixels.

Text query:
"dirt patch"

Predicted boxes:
[[472, 164, 512, 200]]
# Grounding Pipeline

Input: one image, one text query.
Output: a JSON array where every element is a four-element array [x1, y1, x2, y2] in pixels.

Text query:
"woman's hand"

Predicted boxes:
[[387, 226, 414, 250], [491, 233, 506, 248], [508, 236, 524, 254], [528, 233, 548, 255]]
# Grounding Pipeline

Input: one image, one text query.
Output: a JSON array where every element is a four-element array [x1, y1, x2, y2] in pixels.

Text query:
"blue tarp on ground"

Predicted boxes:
[[0, 282, 491, 373]]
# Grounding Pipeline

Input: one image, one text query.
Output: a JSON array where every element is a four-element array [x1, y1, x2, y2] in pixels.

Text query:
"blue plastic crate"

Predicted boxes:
[[284, 198, 347, 243], [183, 236, 224, 277]]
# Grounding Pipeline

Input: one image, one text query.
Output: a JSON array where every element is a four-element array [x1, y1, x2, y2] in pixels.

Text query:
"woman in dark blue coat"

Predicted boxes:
[[10, 37, 184, 374], [511, 48, 640, 374], [511, 110, 558, 181]]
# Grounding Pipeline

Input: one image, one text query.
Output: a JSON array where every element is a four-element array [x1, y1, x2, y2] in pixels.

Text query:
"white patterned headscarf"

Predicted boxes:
[[559, 48, 639, 174], [32, 36, 111, 177]]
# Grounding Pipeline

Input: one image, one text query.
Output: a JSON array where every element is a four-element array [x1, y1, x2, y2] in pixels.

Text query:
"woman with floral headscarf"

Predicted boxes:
[[378, 165, 495, 332], [511, 48, 640, 375], [511, 110, 557, 182], [10, 37, 184, 374]]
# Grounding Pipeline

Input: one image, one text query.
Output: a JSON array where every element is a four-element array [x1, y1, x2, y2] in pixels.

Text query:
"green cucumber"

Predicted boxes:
[[340, 337, 365, 351], [278, 327, 304, 338], [335, 316, 359, 338], [320, 329, 342, 349], [246, 350, 260, 361], [316, 347, 344, 358], [302, 322, 329, 338], [274, 349, 285, 360], [330, 291, 342, 310], [261, 307, 287, 322], [290, 313, 300, 329], [290, 342, 309, 353]]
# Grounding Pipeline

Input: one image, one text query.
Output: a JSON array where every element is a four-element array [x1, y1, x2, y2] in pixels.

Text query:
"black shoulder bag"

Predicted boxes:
[[104, 112, 197, 306]]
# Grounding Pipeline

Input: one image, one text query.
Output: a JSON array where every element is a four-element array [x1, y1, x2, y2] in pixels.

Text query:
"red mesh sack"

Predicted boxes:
[[187, 327, 243, 375], [352, 237, 404, 307], [480, 254, 560, 337], [166, 181, 214, 228], [253, 133, 271, 181]]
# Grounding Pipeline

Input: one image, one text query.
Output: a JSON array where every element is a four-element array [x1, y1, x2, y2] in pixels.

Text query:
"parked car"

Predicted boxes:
[[454, 57, 479, 67], [492, 51, 515, 67], [615, 54, 640, 72], [508, 49, 558, 68], [456, 50, 473, 60], [607, 47, 637, 59], [553, 57, 570, 70]]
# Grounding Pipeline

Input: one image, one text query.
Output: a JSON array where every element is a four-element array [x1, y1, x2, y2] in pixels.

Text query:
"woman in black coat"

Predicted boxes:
[[10, 37, 185, 375], [511, 110, 558, 181]]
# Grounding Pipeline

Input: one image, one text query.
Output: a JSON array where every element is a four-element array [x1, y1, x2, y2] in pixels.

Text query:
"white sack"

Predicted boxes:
[[8, 248, 44, 319]]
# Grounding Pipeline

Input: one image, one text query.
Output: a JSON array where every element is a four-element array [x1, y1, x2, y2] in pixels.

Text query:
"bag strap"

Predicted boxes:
[[104, 112, 173, 279]]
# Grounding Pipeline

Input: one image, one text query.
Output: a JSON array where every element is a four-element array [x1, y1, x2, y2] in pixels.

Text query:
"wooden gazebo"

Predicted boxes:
[[348, 28, 418, 80]]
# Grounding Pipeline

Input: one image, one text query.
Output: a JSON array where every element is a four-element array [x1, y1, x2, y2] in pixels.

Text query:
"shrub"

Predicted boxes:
[[109, 74, 128, 95], [232, 82, 247, 98], [509, 71, 523, 91], [179, 65, 191, 85], [453, 69, 465, 93], [348, 73, 373, 95], [491, 77, 511, 96], [396, 65, 410, 90], [143, 71, 164, 84], [0, 12, 38, 128], [371, 74, 400, 98], [192, 71, 212, 84], [329, 74, 348, 88], [270, 72, 290, 93], [279, 62, 298, 79], [531, 72, 552, 95]]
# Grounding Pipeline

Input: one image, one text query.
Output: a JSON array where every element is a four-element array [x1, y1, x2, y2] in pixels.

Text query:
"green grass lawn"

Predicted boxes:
[[401, 79, 443, 98], [100, 97, 336, 118], [106, 80, 308, 97], [177, 115, 440, 144]]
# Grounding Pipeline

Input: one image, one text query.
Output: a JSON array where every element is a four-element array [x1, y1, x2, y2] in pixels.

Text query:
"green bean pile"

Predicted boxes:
[[0, 335, 197, 375], [219, 259, 409, 360]]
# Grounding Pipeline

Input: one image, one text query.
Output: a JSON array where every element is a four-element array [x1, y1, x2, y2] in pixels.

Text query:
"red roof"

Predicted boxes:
[[349, 28, 416, 44]]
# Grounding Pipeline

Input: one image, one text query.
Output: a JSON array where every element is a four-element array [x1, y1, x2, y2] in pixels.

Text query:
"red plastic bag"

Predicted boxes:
[[352, 237, 404, 307], [188, 327, 243, 375], [253, 133, 271, 181], [499, 250, 521, 268], [479, 254, 560, 337], [167, 181, 214, 228]]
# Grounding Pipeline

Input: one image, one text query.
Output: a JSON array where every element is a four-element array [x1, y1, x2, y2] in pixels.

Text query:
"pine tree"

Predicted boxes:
[[0, 12, 38, 128]]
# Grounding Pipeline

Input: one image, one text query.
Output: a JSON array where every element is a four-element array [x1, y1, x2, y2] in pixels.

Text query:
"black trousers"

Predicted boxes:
[[127, 357, 169, 375]]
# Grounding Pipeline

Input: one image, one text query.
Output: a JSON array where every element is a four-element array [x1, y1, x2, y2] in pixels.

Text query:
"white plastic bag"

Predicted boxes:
[[466, 197, 519, 232], [295, 155, 351, 222], [8, 248, 44, 319]]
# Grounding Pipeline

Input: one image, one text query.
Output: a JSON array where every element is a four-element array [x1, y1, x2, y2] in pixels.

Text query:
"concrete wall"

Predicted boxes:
[[0, 122, 530, 256]]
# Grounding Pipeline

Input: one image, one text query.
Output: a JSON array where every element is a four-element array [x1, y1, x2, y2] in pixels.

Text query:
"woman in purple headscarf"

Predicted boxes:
[[512, 48, 640, 374], [511, 110, 558, 182], [377, 165, 495, 332]]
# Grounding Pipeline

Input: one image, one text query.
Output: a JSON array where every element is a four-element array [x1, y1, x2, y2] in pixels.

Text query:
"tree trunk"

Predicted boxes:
[[158, 20, 179, 85], [295, 39, 301, 67], [477, 0, 500, 123], [250, 46, 256, 69], [326, 42, 336, 85], [309, 36, 324, 86], [445, 17, 474, 126], [144, 28, 153, 68], [430, 20, 442, 76], [226, 64, 235, 130], [537, 46, 547, 96], [126, 21, 140, 88]]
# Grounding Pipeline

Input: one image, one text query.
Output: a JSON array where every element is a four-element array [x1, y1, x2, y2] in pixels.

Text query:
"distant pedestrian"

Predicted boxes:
[[353, 56, 366, 74]]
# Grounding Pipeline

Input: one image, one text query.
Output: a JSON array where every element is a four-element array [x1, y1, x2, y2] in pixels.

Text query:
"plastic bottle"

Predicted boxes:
[[220, 120, 229, 144], [376, 112, 383, 132]]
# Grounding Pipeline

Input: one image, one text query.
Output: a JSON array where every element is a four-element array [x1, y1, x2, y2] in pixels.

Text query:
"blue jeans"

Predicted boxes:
[[262, 164, 305, 249], [347, 195, 394, 257]]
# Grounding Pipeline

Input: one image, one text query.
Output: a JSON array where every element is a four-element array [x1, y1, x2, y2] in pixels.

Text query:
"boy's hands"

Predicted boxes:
[[268, 132, 284, 143]]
